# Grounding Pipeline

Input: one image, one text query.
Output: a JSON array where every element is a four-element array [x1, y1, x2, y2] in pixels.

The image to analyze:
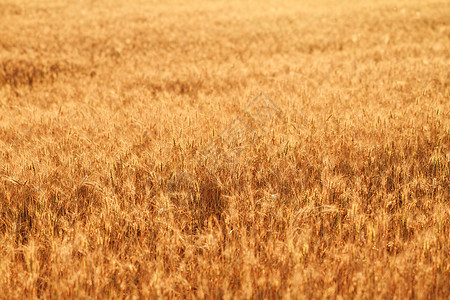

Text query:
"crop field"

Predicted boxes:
[[0, 0, 449, 298]]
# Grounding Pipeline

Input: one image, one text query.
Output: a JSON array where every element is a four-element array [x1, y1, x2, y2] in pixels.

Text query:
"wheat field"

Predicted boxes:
[[0, 0, 449, 298]]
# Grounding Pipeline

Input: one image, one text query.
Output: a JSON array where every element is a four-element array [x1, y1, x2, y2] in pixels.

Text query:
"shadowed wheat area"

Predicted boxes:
[[0, 0, 449, 298]]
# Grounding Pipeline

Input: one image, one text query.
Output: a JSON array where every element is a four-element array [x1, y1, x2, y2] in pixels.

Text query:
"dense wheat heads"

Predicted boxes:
[[0, 0, 449, 298]]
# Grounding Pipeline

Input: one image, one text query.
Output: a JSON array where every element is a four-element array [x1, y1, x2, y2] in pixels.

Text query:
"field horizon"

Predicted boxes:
[[0, 0, 449, 298]]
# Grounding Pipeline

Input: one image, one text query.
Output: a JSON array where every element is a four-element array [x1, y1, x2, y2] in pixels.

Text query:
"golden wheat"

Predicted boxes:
[[0, 0, 449, 298]]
